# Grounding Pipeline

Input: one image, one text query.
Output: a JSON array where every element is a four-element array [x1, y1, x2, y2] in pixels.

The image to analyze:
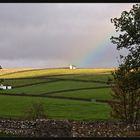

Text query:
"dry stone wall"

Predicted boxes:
[[0, 119, 72, 137], [0, 119, 140, 137]]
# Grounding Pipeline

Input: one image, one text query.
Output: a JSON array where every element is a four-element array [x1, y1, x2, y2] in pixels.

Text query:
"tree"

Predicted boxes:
[[109, 4, 140, 124], [24, 101, 47, 120], [110, 4, 140, 71], [0, 65, 2, 69], [109, 66, 140, 124]]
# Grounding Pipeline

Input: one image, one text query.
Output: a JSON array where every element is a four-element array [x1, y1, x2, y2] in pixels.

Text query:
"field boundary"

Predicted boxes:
[[47, 77, 110, 84], [41, 86, 111, 95], [0, 74, 80, 79], [13, 79, 60, 88], [1, 76, 112, 89], [0, 68, 46, 76], [12, 79, 110, 89], [0, 92, 116, 104]]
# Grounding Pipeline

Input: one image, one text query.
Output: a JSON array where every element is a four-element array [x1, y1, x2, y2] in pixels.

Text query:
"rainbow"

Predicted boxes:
[[77, 3, 134, 68], [77, 32, 117, 68]]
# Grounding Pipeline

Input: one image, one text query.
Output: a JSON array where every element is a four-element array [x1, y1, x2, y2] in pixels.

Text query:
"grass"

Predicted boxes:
[[0, 68, 34, 76], [53, 73, 112, 81], [1, 78, 49, 87], [0, 68, 114, 121], [1, 73, 111, 87], [0, 68, 114, 78], [1, 81, 108, 95], [0, 95, 111, 121], [51, 88, 112, 100]]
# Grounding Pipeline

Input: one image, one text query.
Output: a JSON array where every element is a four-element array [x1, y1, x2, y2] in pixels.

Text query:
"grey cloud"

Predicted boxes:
[[0, 3, 134, 68]]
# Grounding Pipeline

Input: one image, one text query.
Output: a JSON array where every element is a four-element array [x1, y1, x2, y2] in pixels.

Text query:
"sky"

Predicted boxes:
[[0, 3, 135, 68]]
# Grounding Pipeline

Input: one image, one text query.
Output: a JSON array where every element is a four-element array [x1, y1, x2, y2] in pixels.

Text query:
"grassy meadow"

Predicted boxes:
[[0, 68, 114, 121], [0, 68, 114, 78]]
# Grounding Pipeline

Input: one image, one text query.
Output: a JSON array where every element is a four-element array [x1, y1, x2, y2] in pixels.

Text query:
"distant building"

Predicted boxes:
[[0, 84, 6, 90], [69, 65, 76, 69], [7, 86, 12, 89], [0, 84, 12, 90]]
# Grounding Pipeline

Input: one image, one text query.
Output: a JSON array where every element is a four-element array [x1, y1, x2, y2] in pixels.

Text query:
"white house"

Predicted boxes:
[[0, 84, 12, 90], [69, 65, 76, 69], [0, 84, 6, 90], [7, 86, 12, 89]]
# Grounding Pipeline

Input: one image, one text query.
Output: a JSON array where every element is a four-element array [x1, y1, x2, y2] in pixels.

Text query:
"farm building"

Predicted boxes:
[[0, 84, 12, 90], [69, 65, 76, 69]]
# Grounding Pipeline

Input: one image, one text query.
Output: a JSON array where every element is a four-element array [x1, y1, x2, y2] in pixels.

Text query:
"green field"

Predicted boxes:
[[51, 88, 112, 100], [0, 95, 111, 121], [0, 68, 114, 121]]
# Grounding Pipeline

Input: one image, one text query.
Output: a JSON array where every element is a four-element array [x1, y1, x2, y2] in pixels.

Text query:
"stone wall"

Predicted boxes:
[[72, 121, 140, 137], [0, 119, 72, 137], [0, 119, 140, 137]]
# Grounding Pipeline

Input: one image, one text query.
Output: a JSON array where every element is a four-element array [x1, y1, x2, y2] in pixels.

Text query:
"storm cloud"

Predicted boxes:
[[0, 3, 134, 68]]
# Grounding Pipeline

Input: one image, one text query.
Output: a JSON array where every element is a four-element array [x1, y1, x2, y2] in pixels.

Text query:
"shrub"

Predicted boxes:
[[24, 101, 47, 120]]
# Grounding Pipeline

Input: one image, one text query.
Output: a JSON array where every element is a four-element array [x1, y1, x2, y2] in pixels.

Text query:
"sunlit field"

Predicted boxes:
[[0, 68, 35, 76], [0, 68, 114, 78]]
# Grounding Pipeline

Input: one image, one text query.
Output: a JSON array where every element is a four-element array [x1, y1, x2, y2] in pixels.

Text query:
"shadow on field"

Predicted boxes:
[[0, 92, 115, 104], [5, 76, 112, 89], [0, 75, 113, 104], [40, 86, 111, 95], [13, 79, 60, 88]]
